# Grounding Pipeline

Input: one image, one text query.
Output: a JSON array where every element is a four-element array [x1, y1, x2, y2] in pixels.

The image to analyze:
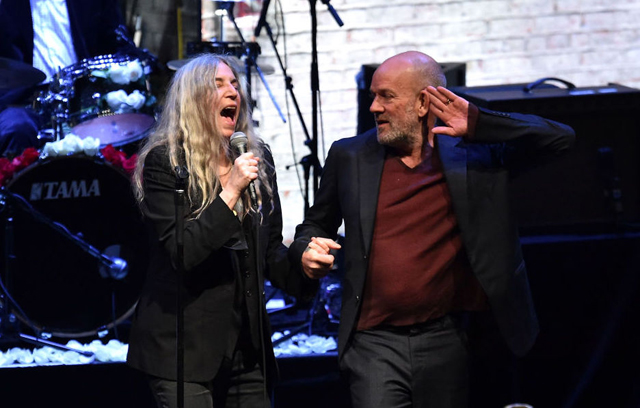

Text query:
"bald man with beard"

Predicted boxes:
[[289, 51, 576, 408]]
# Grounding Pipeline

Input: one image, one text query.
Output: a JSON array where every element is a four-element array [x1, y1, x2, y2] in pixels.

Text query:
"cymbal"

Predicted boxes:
[[167, 57, 275, 76], [0, 57, 46, 89]]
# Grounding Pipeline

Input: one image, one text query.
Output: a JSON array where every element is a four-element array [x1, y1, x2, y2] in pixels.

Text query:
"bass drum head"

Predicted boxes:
[[2, 156, 148, 339]]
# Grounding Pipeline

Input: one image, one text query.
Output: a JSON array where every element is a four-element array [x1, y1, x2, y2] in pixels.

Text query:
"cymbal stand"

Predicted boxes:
[[254, 0, 343, 213], [213, 1, 231, 42], [222, 2, 286, 123], [254, 0, 317, 212], [0, 190, 93, 357]]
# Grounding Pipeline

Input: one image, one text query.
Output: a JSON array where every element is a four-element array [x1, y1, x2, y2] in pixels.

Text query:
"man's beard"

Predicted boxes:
[[377, 126, 412, 148]]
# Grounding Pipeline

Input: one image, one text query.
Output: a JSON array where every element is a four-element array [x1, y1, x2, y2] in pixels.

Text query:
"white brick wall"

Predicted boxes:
[[204, 0, 640, 243]]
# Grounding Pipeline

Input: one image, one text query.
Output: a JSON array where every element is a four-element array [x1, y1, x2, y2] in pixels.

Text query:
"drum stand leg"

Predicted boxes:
[[0, 192, 93, 358]]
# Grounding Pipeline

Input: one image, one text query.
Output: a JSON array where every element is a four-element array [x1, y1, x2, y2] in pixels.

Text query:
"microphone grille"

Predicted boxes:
[[230, 132, 248, 149]]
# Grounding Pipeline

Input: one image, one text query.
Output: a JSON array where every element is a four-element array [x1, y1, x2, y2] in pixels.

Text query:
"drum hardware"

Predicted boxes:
[[170, 41, 275, 75], [210, 1, 286, 124], [271, 276, 342, 347], [212, 0, 246, 42], [1, 190, 130, 281], [0, 190, 94, 356], [1, 156, 147, 339], [37, 53, 158, 148], [0, 57, 46, 90]]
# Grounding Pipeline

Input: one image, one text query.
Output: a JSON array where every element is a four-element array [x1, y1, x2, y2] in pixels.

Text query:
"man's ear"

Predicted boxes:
[[417, 88, 429, 117]]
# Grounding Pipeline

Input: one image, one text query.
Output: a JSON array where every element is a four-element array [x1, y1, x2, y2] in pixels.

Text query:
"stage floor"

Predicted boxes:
[[0, 352, 351, 408]]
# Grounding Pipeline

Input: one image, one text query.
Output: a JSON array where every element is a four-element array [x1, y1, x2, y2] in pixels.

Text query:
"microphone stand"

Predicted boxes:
[[221, 3, 286, 123], [174, 165, 189, 408], [255, 0, 318, 213], [306, 0, 343, 204], [0, 189, 128, 280], [0, 189, 94, 357]]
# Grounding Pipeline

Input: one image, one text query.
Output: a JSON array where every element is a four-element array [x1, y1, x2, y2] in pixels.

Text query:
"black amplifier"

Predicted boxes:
[[451, 80, 640, 234]]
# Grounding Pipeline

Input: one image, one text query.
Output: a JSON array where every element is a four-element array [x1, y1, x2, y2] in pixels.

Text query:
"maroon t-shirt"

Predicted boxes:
[[357, 146, 488, 330]]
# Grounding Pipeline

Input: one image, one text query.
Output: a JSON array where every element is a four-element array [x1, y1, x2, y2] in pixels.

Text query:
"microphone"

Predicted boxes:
[[253, 0, 271, 38], [230, 132, 258, 209], [99, 255, 129, 280]]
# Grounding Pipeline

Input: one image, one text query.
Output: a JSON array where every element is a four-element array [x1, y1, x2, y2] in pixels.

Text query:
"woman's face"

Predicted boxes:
[[214, 63, 241, 138]]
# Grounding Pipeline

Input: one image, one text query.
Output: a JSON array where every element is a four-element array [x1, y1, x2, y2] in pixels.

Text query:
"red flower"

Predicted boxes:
[[121, 154, 138, 174], [21, 147, 40, 162], [101, 145, 123, 166], [101, 144, 137, 174], [0, 148, 40, 186], [0, 157, 13, 175], [11, 147, 39, 172]]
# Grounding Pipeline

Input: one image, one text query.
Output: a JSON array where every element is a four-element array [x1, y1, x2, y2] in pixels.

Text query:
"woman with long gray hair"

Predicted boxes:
[[126, 54, 316, 408]]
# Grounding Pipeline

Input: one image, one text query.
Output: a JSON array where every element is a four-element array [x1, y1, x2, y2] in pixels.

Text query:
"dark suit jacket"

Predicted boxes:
[[289, 108, 575, 358], [127, 145, 317, 382], [0, 0, 123, 64]]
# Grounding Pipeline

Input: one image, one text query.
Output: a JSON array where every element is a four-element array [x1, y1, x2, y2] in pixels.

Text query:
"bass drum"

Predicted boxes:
[[1, 156, 148, 339]]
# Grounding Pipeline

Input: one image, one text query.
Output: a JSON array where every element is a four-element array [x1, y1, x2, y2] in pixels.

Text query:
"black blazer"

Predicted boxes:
[[289, 108, 575, 358], [0, 0, 123, 64], [127, 145, 317, 382]]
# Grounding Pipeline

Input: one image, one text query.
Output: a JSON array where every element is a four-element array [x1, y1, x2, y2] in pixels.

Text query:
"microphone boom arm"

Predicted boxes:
[[0, 188, 128, 280]]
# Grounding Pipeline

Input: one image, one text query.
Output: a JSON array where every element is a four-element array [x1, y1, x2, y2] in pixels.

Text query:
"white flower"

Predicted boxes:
[[125, 60, 144, 82], [81, 136, 101, 156], [126, 89, 146, 110], [105, 89, 128, 110], [108, 59, 143, 85], [60, 133, 82, 154], [108, 64, 128, 85], [42, 134, 101, 157], [106, 89, 146, 112]]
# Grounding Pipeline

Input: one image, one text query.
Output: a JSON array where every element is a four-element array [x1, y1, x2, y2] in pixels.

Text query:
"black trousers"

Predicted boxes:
[[340, 314, 469, 408], [147, 344, 270, 408]]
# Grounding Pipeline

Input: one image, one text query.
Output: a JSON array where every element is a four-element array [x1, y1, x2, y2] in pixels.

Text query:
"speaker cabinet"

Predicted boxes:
[[451, 82, 640, 234]]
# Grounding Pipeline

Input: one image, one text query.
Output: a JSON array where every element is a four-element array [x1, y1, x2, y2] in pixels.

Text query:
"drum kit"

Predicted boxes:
[[0, 53, 155, 345], [34, 53, 157, 149], [0, 27, 281, 345], [0, 0, 337, 346]]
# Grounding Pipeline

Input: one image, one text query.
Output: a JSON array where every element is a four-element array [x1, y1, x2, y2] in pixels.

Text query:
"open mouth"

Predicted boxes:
[[220, 106, 237, 125]]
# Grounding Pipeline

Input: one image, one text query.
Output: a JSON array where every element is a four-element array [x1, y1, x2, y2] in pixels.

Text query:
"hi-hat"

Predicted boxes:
[[167, 57, 275, 76], [0, 57, 46, 89]]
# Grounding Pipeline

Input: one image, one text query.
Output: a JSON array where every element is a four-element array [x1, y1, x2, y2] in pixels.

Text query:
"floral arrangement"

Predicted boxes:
[[0, 135, 137, 187], [90, 59, 155, 114], [100, 144, 138, 174], [0, 147, 40, 186], [42, 133, 100, 157], [91, 59, 144, 85]]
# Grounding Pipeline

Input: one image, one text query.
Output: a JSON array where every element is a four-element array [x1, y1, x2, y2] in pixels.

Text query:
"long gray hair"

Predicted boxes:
[[132, 53, 272, 218]]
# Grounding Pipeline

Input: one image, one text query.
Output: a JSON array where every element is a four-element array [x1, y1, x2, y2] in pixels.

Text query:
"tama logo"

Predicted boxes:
[[30, 179, 101, 200]]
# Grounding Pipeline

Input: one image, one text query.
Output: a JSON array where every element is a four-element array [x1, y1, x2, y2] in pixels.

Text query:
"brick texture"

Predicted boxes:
[[135, 0, 640, 242]]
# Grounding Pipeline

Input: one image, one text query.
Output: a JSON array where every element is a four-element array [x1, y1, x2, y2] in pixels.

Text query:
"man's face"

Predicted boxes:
[[369, 61, 423, 148]]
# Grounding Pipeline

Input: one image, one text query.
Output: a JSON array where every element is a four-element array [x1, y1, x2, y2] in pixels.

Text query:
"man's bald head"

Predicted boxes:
[[378, 51, 446, 90]]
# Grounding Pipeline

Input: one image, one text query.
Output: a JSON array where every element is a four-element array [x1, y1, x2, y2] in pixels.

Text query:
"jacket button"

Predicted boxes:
[[246, 290, 252, 297], [355, 295, 360, 303], [244, 271, 250, 278]]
